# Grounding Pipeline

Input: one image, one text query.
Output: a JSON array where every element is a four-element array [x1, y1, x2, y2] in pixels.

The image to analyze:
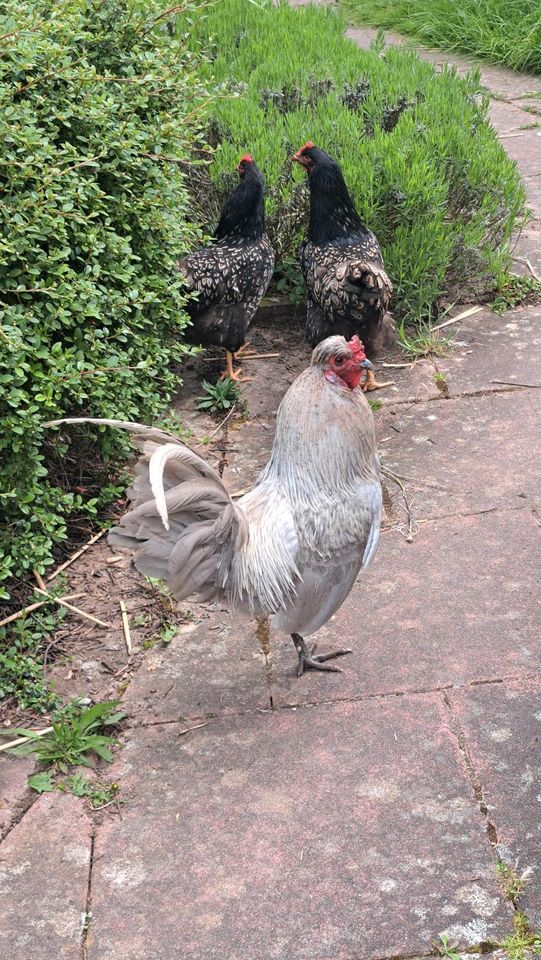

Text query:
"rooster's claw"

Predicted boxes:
[[291, 634, 352, 677]]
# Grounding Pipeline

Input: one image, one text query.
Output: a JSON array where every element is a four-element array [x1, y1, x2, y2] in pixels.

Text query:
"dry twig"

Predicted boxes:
[[431, 304, 483, 331], [34, 588, 111, 628], [119, 600, 132, 657], [0, 726, 53, 753], [46, 528, 107, 581]]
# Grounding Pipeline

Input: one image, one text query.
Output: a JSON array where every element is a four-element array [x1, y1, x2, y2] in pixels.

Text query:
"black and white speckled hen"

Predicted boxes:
[[293, 142, 394, 390], [178, 154, 275, 381]]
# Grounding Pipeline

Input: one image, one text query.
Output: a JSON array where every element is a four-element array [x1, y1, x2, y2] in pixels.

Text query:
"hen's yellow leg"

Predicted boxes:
[[220, 350, 253, 383]]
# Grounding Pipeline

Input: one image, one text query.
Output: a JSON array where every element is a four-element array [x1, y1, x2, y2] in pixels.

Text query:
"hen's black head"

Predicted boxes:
[[292, 141, 367, 245], [215, 154, 266, 243]]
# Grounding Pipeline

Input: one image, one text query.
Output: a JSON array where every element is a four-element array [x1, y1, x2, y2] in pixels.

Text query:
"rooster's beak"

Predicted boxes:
[[360, 358, 373, 369]]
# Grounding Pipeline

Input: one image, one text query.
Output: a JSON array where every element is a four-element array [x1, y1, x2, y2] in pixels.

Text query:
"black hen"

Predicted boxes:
[[293, 142, 394, 390], [178, 155, 274, 381]]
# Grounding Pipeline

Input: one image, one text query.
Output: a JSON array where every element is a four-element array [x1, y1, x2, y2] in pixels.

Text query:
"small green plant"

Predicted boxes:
[[196, 378, 240, 413], [436, 934, 460, 960], [433, 370, 449, 397], [367, 397, 382, 412], [4, 701, 126, 772], [27, 769, 121, 808], [500, 912, 541, 960], [491, 273, 541, 315], [60, 774, 121, 809]]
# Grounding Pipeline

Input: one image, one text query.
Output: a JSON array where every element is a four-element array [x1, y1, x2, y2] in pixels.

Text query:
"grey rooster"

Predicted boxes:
[[293, 141, 394, 390], [179, 154, 274, 382], [48, 336, 381, 676]]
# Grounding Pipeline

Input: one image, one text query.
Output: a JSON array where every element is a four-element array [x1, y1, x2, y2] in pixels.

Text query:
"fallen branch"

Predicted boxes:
[[431, 305, 483, 331], [34, 587, 111, 628], [0, 726, 53, 753], [119, 600, 132, 657], [46, 528, 107, 581]]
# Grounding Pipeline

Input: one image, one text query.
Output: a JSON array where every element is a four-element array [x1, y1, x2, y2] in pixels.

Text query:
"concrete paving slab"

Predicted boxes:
[[88, 697, 511, 960], [436, 305, 541, 396], [0, 791, 92, 960], [0, 754, 34, 839], [270, 510, 540, 707], [379, 390, 540, 520], [124, 603, 271, 722], [448, 678, 541, 927]]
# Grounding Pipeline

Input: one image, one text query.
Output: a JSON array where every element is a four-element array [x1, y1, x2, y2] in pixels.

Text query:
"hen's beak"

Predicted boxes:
[[291, 150, 306, 167], [360, 358, 374, 370]]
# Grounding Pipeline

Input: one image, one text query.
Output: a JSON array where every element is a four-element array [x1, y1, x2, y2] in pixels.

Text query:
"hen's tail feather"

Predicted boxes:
[[45, 417, 249, 603]]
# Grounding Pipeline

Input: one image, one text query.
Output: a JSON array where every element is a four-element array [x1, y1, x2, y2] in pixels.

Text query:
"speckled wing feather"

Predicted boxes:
[[179, 236, 274, 350], [300, 235, 392, 350]]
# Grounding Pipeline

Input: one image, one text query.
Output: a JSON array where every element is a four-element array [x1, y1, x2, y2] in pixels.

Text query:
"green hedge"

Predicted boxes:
[[0, 0, 210, 597], [184, 0, 526, 315], [340, 0, 541, 75]]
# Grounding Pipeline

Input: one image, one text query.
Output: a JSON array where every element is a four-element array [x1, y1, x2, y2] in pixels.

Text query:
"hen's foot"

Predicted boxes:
[[362, 368, 394, 392], [291, 634, 352, 678], [233, 342, 256, 359], [220, 351, 253, 383]]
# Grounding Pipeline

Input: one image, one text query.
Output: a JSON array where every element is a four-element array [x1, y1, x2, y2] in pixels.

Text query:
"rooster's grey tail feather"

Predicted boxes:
[[46, 418, 249, 601]]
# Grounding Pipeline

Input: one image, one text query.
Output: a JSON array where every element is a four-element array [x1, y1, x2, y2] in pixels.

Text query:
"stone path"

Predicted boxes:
[[1, 13, 540, 960]]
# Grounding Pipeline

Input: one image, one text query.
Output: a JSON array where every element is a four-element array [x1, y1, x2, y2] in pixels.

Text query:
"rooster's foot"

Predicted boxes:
[[291, 634, 352, 677], [362, 369, 394, 392]]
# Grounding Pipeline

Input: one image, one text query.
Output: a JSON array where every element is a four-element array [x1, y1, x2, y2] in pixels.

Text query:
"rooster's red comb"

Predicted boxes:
[[347, 335, 367, 358], [239, 153, 254, 164]]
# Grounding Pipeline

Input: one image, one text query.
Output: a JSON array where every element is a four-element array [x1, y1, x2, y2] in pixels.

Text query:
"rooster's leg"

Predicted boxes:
[[362, 368, 394, 392], [220, 350, 253, 383], [291, 633, 352, 677]]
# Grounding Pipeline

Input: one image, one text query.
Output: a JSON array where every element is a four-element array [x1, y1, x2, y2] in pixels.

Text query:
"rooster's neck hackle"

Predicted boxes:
[[308, 158, 369, 246], [215, 165, 266, 244]]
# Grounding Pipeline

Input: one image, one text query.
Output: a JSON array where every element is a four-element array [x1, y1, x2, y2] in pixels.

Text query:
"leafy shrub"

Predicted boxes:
[[0, 0, 211, 597], [183, 0, 526, 314], [340, 0, 541, 75]]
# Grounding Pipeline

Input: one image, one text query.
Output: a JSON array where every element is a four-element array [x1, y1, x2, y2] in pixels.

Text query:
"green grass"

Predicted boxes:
[[182, 0, 526, 322], [339, 0, 541, 75]]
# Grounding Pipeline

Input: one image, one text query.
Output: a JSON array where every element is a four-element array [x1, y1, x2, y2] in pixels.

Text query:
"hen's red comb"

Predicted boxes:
[[298, 141, 314, 153], [239, 153, 254, 164]]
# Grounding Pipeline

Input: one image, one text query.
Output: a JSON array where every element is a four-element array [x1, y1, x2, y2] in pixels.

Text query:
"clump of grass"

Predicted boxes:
[[397, 318, 451, 358], [339, 0, 541, 75], [182, 0, 526, 321], [496, 859, 532, 904], [500, 912, 541, 960]]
